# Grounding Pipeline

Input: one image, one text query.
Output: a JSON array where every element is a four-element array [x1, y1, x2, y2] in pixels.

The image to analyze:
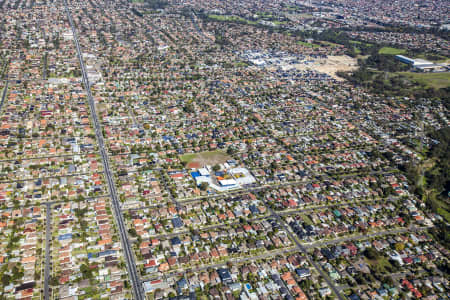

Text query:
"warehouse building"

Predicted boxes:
[[395, 55, 440, 71]]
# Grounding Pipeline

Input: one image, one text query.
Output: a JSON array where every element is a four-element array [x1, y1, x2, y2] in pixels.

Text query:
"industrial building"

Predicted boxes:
[[395, 55, 442, 71]]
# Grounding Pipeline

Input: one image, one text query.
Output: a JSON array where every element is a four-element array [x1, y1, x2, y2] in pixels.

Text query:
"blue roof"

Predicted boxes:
[[98, 250, 116, 257], [172, 217, 183, 228], [295, 268, 311, 277], [217, 268, 231, 281], [171, 236, 181, 245], [177, 278, 187, 288], [249, 205, 258, 214], [190, 171, 200, 179], [58, 233, 72, 241], [377, 288, 388, 296]]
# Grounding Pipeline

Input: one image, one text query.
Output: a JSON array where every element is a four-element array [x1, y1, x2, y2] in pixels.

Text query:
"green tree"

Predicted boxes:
[[395, 242, 405, 252], [199, 182, 209, 191], [364, 247, 379, 260], [80, 264, 93, 279], [128, 228, 137, 238], [1, 274, 11, 286]]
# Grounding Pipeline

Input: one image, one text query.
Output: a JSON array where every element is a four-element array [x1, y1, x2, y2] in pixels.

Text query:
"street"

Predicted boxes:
[[63, 1, 144, 299], [43, 202, 52, 300]]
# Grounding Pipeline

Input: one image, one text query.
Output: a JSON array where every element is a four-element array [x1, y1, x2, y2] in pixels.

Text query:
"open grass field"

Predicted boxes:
[[399, 72, 450, 89], [297, 41, 320, 48], [437, 206, 450, 223], [378, 47, 407, 55], [301, 214, 313, 226], [273, 20, 287, 25], [350, 40, 372, 46], [208, 14, 258, 25], [366, 256, 393, 274], [349, 40, 372, 54], [319, 41, 341, 48], [180, 150, 231, 168], [234, 61, 250, 67]]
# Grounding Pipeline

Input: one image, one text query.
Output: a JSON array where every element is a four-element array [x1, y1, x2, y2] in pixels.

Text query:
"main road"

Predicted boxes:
[[63, 1, 144, 299], [43, 203, 52, 300], [0, 60, 9, 115]]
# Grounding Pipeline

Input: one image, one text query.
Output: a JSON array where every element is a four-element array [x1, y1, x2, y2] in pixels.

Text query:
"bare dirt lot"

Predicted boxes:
[[285, 55, 358, 80], [309, 55, 358, 80], [181, 151, 231, 168]]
